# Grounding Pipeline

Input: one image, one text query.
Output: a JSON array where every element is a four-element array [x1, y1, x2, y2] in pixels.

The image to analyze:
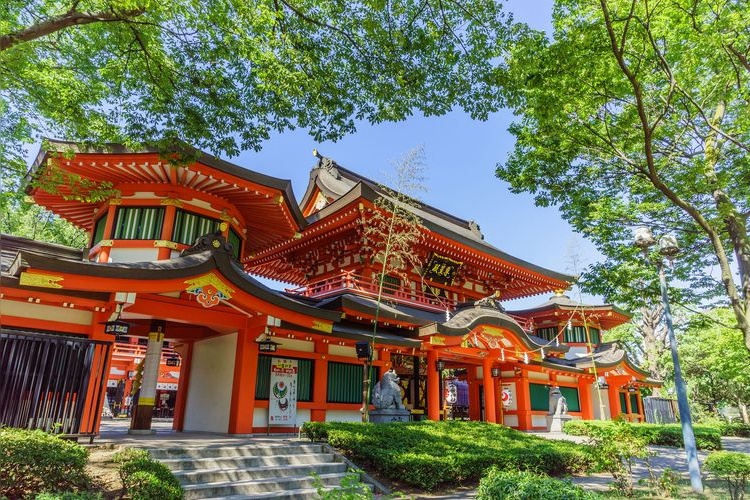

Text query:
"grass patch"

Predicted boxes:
[[302, 420, 595, 491]]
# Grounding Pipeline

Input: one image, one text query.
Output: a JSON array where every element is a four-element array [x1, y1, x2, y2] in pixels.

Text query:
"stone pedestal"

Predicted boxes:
[[546, 414, 572, 433], [370, 409, 411, 423]]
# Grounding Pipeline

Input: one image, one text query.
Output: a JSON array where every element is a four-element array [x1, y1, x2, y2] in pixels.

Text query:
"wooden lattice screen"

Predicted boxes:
[[0, 329, 111, 435]]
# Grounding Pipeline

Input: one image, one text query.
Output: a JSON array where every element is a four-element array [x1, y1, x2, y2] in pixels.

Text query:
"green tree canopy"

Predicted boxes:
[[497, 0, 750, 351], [1, 0, 516, 241], [678, 308, 750, 421]]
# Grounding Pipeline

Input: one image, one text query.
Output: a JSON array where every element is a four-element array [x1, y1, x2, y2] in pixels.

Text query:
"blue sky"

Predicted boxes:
[[238, 0, 601, 307]]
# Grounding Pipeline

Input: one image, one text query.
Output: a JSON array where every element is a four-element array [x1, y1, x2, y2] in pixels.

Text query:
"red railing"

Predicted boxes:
[[286, 272, 534, 331]]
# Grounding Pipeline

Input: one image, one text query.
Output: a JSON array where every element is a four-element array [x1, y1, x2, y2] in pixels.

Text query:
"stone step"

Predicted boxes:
[[149, 443, 323, 460], [161, 452, 337, 471], [181, 472, 350, 500], [174, 461, 348, 484]]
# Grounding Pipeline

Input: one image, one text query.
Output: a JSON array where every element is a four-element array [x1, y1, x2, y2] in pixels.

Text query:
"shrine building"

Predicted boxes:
[[0, 141, 658, 437]]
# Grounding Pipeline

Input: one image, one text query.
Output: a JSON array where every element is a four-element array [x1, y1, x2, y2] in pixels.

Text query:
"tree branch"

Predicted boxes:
[[0, 7, 146, 52]]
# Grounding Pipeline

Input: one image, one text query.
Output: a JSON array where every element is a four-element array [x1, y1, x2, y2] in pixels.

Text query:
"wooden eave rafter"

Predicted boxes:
[[30, 150, 303, 253], [246, 204, 363, 282]]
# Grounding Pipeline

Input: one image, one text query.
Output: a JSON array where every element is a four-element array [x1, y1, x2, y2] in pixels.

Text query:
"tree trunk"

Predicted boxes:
[[739, 400, 749, 425]]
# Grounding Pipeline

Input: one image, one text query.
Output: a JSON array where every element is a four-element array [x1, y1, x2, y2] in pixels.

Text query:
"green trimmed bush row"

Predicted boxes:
[[720, 423, 750, 438], [563, 420, 722, 450], [302, 420, 595, 491], [477, 468, 599, 500], [114, 449, 182, 500], [0, 428, 91, 499]]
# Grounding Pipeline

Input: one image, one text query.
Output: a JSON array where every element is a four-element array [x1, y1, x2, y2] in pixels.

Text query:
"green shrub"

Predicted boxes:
[[563, 420, 722, 450], [704, 451, 750, 500], [302, 421, 328, 442], [720, 423, 750, 438], [0, 428, 90, 499], [116, 450, 182, 500], [112, 447, 149, 464], [477, 468, 599, 499], [311, 421, 595, 491]]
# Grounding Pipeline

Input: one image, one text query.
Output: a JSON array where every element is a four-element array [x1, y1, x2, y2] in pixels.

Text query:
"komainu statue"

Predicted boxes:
[[548, 385, 568, 416], [373, 368, 405, 410]]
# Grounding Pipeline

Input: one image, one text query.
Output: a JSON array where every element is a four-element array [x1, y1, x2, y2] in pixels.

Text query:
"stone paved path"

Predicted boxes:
[[535, 432, 750, 492]]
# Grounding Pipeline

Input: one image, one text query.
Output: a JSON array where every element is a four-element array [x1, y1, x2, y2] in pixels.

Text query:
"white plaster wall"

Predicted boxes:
[[253, 408, 268, 428], [557, 375, 577, 384], [532, 415, 548, 428], [502, 415, 519, 427], [3, 300, 93, 325], [109, 248, 159, 263], [183, 333, 236, 433], [528, 371, 549, 381], [593, 388, 611, 420], [328, 345, 358, 358], [502, 382, 518, 411], [325, 410, 361, 423], [275, 338, 314, 353]]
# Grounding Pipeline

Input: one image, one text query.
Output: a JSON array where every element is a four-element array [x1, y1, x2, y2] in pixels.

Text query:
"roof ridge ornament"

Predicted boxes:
[[312, 149, 340, 178]]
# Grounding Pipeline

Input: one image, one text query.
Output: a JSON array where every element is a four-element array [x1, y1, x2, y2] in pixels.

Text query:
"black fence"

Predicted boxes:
[[0, 329, 111, 434]]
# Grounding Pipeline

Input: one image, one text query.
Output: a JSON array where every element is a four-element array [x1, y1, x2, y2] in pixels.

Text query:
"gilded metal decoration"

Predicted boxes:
[[184, 273, 234, 308], [19, 272, 64, 289]]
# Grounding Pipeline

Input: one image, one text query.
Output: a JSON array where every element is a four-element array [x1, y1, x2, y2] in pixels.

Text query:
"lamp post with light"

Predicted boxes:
[[634, 227, 703, 493]]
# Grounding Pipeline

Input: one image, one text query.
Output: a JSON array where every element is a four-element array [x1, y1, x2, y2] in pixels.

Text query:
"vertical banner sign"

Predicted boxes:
[[268, 358, 298, 426]]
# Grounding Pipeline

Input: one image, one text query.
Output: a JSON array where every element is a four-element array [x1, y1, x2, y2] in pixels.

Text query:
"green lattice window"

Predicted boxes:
[[529, 383, 549, 411], [619, 392, 628, 414], [559, 386, 581, 412], [113, 207, 165, 240], [173, 209, 221, 246], [227, 228, 242, 260], [255, 355, 313, 402], [564, 326, 600, 344], [327, 362, 379, 404], [92, 215, 108, 245], [535, 327, 558, 342], [629, 393, 639, 414]]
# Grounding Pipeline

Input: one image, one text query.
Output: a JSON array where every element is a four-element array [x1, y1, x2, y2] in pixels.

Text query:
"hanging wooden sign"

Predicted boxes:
[[424, 253, 463, 286]]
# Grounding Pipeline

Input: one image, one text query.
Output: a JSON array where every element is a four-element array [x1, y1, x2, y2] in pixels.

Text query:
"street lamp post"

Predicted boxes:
[[634, 227, 703, 493]]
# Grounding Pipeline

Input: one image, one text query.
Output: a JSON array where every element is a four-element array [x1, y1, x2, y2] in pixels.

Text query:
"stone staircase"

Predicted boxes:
[[148, 440, 372, 499]]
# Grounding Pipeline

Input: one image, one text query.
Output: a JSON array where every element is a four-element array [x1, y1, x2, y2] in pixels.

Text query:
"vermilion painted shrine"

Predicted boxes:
[[0, 141, 658, 437]]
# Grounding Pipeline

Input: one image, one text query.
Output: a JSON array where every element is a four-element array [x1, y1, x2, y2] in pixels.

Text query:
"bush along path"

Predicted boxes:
[[302, 420, 596, 492]]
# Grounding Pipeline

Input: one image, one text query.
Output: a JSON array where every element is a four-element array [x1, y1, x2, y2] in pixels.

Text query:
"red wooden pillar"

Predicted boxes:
[[483, 358, 497, 423], [157, 204, 178, 260], [607, 385, 621, 420], [96, 203, 118, 262], [80, 310, 115, 434], [578, 377, 594, 421], [636, 389, 645, 422], [228, 327, 259, 434], [426, 350, 440, 421], [311, 340, 329, 422], [515, 370, 532, 430], [624, 388, 633, 421], [171, 341, 193, 431]]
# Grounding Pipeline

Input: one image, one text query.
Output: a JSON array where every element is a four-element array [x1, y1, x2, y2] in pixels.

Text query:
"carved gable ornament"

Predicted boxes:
[[184, 273, 234, 308]]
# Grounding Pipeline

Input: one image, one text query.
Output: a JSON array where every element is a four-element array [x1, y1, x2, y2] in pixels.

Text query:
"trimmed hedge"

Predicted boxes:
[[563, 420, 722, 450], [302, 420, 595, 491], [477, 468, 599, 500], [115, 449, 182, 500], [720, 423, 750, 438], [0, 428, 91, 499]]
